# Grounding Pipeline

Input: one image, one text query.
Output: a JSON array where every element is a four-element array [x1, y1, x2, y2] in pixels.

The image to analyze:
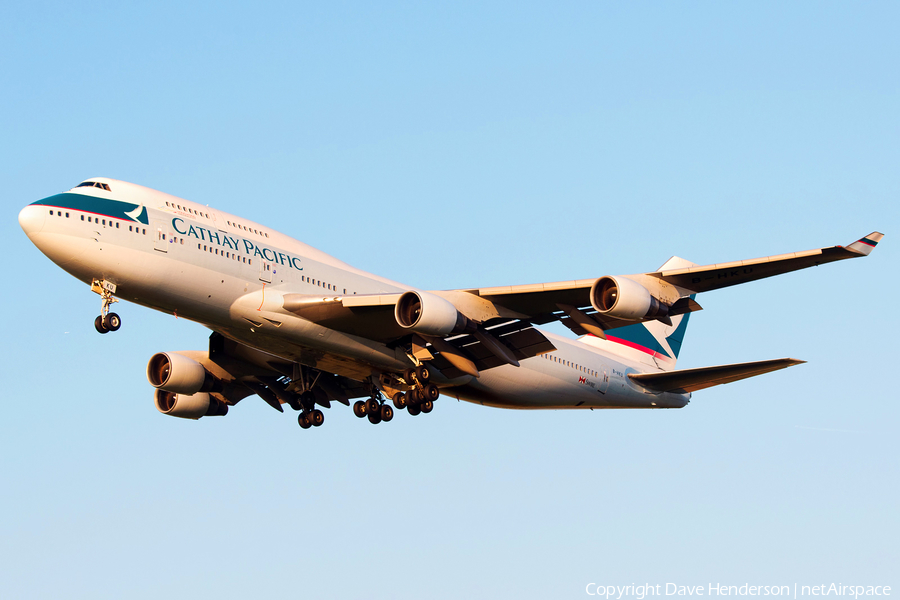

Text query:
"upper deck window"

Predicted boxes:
[[76, 181, 111, 191]]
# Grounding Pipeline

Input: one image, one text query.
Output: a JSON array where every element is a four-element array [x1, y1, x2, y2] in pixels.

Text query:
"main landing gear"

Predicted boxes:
[[394, 367, 440, 417], [352, 393, 394, 425], [91, 279, 122, 334], [352, 365, 440, 424], [400, 365, 440, 417], [298, 408, 325, 429]]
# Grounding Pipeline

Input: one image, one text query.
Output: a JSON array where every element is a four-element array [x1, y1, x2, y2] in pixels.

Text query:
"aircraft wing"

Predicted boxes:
[[649, 232, 884, 294], [278, 232, 880, 377], [628, 358, 805, 393], [465, 231, 883, 317]]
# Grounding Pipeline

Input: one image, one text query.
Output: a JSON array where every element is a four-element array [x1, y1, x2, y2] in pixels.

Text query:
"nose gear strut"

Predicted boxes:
[[91, 279, 121, 334]]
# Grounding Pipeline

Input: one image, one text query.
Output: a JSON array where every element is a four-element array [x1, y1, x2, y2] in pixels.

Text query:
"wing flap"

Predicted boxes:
[[628, 358, 805, 393]]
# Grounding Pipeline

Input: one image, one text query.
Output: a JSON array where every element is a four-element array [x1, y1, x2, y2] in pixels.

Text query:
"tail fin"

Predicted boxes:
[[585, 257, 698, 371]]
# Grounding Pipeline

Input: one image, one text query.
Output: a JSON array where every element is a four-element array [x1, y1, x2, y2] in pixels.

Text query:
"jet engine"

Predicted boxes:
[[395, 291, 473, 336], [147, 352, 215, 395], [154, 390, 228, 419], [590, 276, 669, 320]]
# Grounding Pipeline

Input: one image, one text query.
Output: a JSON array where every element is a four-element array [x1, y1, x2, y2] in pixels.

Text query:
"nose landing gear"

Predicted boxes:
[[91, 279, 121, 334]]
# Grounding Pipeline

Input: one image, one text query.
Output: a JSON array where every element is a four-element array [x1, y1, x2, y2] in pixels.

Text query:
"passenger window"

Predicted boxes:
[[66, 212, 69, 218], [81, 215, 85, 221]]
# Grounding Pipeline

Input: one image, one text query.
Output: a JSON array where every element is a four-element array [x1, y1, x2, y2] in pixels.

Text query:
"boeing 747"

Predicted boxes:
[[18, 178, 883, 429]]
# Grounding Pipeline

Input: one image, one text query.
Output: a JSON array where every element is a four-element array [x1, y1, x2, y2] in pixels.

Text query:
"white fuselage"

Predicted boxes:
[[19, 180, 690, 410]]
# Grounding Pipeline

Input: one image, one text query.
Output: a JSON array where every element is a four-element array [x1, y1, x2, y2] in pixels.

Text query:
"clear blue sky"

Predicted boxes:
[[2, 2, 897, 598]]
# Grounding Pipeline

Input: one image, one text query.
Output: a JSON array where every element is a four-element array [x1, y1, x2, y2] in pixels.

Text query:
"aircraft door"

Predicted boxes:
[[152, 219, 168, 253], [259, 260, 272, 283], [599, 363, 610, 394]]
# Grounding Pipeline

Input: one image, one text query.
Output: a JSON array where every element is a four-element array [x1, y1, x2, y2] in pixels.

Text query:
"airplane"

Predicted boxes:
[[18, 177, 883, 429]]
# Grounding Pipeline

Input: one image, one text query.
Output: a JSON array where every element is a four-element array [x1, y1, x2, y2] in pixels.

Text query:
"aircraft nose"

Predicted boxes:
[[18, 204, 47, 236]]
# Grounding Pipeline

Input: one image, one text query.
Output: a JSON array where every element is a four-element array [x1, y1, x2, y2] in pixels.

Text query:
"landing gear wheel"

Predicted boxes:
[[367, 411, 382, 424], [366, 397, 381, 415], [424, 383, 440, 402], [310, 409, 324, 427], [94, 316, 109, 334], [407, 403, 421, 416], [405, 389, 419, 406], [353, 400, 367, 418], [380, 404, 394, 422], [415, 365, 430, 384], [404, 368, 416, 385], [298, 413, 312, 429], [421, 399, 434, 414], [103, 312, 121, 331], [392, 392, 407, 409]]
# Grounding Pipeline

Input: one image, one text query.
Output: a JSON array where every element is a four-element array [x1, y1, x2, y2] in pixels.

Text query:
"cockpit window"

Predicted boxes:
[[76, 181, 111, 191]]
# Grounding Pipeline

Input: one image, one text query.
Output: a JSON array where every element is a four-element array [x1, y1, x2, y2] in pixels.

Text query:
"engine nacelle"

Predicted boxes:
[[147, 352, 214, 395], [590, 276, 669, 320], [395, 290, 473, 336], [154, 390, 228, 420]]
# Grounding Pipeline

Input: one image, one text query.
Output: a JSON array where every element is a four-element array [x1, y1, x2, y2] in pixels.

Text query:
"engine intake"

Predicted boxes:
[[155, 390, 228, 420], [147, 352, 215, 395], [590, 276, 669, 321], [395, 291, 473, 336]]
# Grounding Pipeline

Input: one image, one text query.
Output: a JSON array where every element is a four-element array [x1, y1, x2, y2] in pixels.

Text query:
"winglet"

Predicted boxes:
[[846, 232, 884, 256]]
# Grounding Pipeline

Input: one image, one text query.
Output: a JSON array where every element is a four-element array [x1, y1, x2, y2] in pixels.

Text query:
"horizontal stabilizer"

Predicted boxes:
[[628, 358, 805, 393]]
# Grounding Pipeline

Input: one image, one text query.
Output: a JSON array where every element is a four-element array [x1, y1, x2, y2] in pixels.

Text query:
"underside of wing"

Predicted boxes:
[[627, 358, 806, 393]]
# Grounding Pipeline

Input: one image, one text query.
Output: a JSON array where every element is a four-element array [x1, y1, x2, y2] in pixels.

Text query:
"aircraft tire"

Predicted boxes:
[[421, 400, 434, 414], [311, 409, 324, 427], [298, 413, 312, 429], [103, 312, 121, 331], [415, 365, 430, 384], [407, 403, 421, 416], [380, 404, 393, 422], [365, 398, 380, 415], [407, 389, 420, 406], [367, 411, 382, 425], [392, 392, 407, 409], [353, 400, 367, 418], [424, 383, 439, 402], [94, 316, 109, 334]]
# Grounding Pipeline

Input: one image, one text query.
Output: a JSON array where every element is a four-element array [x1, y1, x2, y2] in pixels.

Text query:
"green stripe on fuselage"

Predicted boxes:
[[31, 193, 148, 225]]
